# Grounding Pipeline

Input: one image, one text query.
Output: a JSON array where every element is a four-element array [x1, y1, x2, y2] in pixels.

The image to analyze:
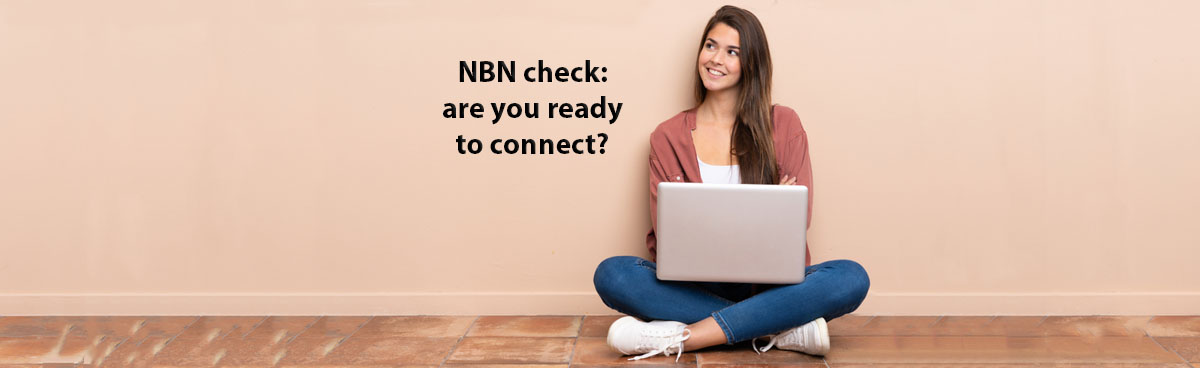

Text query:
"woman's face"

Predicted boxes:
[[698, 22, 742, 93]]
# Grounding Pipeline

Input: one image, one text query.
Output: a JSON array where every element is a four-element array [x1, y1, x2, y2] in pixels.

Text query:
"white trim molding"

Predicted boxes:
[[3, 291, 1198, 315]]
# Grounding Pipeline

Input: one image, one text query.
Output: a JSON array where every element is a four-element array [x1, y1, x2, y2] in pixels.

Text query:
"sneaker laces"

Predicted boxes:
[[752, 328, 802, 354], [751, 334, 780, 354], [629, 327, 691, 362]]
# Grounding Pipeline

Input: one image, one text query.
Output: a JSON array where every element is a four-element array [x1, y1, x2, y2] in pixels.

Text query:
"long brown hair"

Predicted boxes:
[[695, 5, 777, 185]]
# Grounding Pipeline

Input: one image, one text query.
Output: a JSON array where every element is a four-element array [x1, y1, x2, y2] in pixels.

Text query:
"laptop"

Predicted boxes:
[[655, 182, 809, 284]]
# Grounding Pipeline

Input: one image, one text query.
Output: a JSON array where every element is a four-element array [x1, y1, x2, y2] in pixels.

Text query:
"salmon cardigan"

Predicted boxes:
[[647, 104, 814, 268]]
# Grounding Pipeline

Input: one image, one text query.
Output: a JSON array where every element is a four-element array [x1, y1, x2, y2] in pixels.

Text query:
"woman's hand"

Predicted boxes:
[[779, 174, 797, 185]]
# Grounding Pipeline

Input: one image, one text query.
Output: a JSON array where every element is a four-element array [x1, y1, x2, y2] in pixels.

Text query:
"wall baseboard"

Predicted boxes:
[[859, 292, 1200, 315], [2, 292, 612, 316], [3, 291, 1197, 315]]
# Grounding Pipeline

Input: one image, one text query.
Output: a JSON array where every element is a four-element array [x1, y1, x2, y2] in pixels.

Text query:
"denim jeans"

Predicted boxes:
[[593, 256, 870, 344]]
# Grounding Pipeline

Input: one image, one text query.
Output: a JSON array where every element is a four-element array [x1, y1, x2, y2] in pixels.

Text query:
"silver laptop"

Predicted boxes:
[[655, 182, 808, 284]]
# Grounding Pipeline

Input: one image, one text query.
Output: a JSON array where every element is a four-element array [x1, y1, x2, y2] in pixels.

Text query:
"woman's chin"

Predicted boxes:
[[703, 82, 734, 93]]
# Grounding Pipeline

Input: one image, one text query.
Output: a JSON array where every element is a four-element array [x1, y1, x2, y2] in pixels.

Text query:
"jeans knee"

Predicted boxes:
[[827, 259, 871, 306], [593, 256, 643, 301]]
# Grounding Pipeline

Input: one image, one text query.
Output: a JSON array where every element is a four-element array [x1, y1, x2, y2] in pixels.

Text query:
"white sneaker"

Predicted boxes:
[[753, 317, 830, 356], [606, 316, 691, 361]]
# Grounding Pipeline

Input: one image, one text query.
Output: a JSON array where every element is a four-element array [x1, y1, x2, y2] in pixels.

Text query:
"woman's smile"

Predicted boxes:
[[706, 67, 727, 79]]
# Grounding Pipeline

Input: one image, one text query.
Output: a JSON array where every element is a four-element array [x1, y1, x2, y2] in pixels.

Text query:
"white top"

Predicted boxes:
[[697, 155, 741, 184]]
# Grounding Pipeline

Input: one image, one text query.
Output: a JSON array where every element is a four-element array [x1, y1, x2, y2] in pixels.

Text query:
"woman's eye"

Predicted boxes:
[[705, 43, 714, 50], [729, 50, 739, 57]]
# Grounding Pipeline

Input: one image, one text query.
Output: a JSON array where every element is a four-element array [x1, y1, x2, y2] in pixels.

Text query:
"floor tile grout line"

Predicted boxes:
[[566, 315, 585, 367], [132, 331, 151, 348], [146, 315, 202, 361], [130, 318, 150, 346], [336, 315, 373, 345], [271, 316, 322, 368], [858, 315, 876, 328], [284, 315, 321, 346], [440, 315, 480, 367], [215, 316, 264, 341], [1146, 333, 1195, 368], [928, 315, 945, 327], [566, 329, 580, 366], [163, 316, 203, 346], [238, 315, 270, 339], [95, 336, 131, 366], [303, 314, 372, 362]]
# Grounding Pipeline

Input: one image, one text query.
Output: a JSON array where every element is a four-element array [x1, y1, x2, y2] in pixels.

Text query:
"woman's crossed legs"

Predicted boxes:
[[593, 255, 870, 351]]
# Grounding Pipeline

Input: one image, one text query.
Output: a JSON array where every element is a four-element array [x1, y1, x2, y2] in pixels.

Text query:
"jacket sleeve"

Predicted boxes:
[[777, 109, 814, 266], [646, 142, 670, 261], [781, 128, 814, 231]]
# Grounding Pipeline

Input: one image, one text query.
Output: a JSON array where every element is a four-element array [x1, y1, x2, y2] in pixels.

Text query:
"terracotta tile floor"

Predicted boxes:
[[0, 315, 1197, 367]]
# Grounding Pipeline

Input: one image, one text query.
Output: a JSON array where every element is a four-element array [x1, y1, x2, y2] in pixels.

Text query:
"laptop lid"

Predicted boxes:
[[655, 182, 808, 284]]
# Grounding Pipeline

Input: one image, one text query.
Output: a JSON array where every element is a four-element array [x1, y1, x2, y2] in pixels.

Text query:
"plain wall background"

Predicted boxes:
[[1, 0, 1197, 315]]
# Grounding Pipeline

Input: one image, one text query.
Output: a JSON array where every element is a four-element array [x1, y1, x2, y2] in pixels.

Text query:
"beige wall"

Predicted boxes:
[[2, 0, 1198, 315]]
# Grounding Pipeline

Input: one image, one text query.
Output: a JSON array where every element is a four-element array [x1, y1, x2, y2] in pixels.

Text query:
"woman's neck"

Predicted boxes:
[[696, 88, 739, 130]]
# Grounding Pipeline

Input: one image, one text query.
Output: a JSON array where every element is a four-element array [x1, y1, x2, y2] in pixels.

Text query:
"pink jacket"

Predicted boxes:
[[647, 104, 814, 267]]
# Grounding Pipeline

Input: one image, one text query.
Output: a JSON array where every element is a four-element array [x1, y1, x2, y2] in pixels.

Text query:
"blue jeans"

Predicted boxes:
[[593, 256, 870, 344]]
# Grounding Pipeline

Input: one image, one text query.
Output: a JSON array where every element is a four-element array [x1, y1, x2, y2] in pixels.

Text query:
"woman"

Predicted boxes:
[[592, 5, 871, 361]]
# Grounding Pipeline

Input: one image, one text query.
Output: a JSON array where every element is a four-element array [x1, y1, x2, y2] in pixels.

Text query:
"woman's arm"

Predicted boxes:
[[780, 128, 814, 230], [646, 146, 671, 261], [776, 108, 815, 267], [773, 106, 814, 231]]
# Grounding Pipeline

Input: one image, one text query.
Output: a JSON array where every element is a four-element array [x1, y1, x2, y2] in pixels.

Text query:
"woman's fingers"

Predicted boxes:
[[779, 175, 790, 185], [779, 174, 797, 185]]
